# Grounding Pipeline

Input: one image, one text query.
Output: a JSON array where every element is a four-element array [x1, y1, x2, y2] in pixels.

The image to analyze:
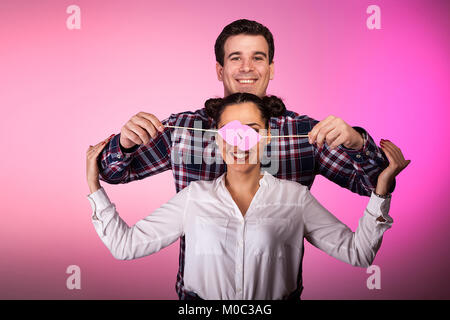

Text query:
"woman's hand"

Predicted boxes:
[[376, 139, 411, 196], [86, 134, 114, 194]]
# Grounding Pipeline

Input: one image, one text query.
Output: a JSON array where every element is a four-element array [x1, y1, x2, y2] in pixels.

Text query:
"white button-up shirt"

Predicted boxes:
[[87, 170, 393, 300]]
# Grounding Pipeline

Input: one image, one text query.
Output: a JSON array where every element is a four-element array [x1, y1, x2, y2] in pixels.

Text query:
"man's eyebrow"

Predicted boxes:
[[253, 51, 267, 58], [227, 51, 267, 58], [228, 51, 241, 58]]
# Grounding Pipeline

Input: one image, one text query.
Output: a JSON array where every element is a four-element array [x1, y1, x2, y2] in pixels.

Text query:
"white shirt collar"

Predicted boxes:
[[214, 169, 273, 192]]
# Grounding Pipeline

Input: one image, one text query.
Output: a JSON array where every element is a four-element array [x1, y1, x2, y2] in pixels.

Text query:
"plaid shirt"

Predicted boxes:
[[98, 108, 389, 299]]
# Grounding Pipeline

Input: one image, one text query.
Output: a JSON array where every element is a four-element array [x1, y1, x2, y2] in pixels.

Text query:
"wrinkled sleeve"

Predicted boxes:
[[302, 190, 393, 267], [97, 115, 176, 184], [313, 124, 393, 197], [86, 186, 190, 260]]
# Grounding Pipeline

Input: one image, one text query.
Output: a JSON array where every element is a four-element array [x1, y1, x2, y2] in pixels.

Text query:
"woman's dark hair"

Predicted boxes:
[[204, 92, 286, 128], [215, 19, 275, 66]]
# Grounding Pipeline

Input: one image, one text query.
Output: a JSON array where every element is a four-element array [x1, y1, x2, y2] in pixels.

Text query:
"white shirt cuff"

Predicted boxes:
[[366, 191, 394, 225], [87, 187, 112, 220]]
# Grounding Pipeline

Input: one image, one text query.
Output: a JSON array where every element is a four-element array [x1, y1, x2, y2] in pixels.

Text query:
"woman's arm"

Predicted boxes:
[[302, 190, 393, 267], [87, 186, 188, 260], [303, 139, 410, 267], [86, 135, 187, 260]]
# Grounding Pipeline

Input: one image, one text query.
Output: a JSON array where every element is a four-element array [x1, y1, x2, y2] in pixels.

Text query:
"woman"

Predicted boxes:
[[86, 93, 410, 300]]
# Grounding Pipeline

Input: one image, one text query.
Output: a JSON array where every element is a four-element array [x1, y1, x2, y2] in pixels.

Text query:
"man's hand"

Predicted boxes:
[[308, 115, 364, 150], [120, 112, 165, 149]]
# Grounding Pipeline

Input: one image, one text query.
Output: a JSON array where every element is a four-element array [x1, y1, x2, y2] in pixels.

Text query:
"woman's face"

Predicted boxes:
[[217, 102, 270, 173]]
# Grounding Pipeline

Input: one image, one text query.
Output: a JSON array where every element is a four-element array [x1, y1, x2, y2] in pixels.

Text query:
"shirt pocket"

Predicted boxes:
[[246, 217, 297, 259], [194, 215, 229, 255]]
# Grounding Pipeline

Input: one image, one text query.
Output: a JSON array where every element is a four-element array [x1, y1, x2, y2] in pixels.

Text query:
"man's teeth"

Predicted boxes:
[[238, 79, 256, 84]]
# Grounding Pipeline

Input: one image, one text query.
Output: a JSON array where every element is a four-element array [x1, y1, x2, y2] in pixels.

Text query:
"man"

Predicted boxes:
[[97, 19, 392, 299]]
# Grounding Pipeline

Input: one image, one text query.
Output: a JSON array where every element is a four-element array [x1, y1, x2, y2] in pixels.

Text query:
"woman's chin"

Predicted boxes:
[[225, 157, 260, 173]]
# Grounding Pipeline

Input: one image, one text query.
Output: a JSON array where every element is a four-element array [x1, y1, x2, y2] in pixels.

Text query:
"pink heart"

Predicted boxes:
[[217, 120, 261, 151]]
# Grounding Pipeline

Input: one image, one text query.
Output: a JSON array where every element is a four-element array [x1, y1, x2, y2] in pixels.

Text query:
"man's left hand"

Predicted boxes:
[[308, 115, 364, 150]]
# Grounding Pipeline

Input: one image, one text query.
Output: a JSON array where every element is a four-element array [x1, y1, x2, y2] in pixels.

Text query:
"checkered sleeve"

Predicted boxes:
[[313, 123, 391, 197], [97, 115, 176, 184]]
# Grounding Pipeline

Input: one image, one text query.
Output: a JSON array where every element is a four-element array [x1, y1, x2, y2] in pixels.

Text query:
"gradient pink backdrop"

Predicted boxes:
[[0, 0, 449, 299]]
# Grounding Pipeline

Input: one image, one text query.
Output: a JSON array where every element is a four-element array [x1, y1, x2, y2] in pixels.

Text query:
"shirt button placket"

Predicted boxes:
[[236, 219, 245, 299]]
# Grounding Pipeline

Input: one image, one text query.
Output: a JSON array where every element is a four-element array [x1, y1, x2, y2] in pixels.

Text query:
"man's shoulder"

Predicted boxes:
[[167, 108, 208, 122], [269, 109, 319, 132], [283, 109, 318, 123], [166, 107, 316, 121], [162, 108, 214, 128], [164, 107, 319, 129]]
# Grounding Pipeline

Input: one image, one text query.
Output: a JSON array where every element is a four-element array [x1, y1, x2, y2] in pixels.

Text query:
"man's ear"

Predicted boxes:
[[269, 61, 274, 80], [216, 62, 224, 81]]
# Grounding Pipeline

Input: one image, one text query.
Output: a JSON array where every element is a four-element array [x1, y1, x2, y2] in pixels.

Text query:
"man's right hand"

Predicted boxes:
[[120, 112, 165, 149]]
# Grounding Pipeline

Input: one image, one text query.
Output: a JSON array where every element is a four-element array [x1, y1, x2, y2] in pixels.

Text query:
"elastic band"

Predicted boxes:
[[165, 125, 309, 138]]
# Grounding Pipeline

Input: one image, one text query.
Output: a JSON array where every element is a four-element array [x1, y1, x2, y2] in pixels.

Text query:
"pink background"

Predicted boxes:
[[0, 0, 449, 299]]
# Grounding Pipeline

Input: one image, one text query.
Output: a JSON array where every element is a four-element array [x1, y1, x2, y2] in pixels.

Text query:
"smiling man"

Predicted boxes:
[[96, 19, 392, 300], [217, 33, 274, 97]]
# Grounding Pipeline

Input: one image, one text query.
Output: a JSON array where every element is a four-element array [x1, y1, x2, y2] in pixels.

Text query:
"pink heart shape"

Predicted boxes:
[[217, 120, 262, 151]]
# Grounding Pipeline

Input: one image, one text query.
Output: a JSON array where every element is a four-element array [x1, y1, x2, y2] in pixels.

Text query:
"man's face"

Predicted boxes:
[[216, 34, 274, 98]]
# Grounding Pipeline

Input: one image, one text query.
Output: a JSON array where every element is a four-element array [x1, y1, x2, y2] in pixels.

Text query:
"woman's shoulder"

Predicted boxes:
[[264, 173, 310, 205], [183, 177, 221, 197], [188, 178, 217, 189], [268, 173, 309, 192]]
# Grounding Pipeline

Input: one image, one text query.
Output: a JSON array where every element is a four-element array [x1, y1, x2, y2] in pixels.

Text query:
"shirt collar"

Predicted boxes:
[[214, 169, 273, 192]]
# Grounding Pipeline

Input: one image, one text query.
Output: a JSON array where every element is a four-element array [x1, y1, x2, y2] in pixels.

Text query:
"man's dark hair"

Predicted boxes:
[[214, 19, 275, 66]]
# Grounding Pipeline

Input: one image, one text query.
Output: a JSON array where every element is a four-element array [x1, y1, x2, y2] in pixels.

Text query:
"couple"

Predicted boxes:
[[85, 20, 410, 300]]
